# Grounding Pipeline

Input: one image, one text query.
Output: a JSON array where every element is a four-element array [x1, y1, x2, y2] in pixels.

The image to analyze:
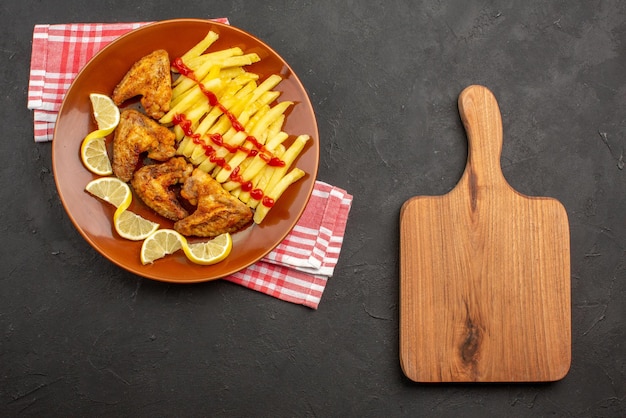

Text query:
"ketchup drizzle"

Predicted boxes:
[[173, 58, 245, 132], [171, 58, 284, 207]]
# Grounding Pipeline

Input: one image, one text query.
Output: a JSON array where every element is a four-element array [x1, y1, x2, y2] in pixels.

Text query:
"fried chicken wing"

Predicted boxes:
[[131, 157, 193, 221], [174, 169, 253, 238], [112, 109, 177, 182], [112, 49, 172, 119]]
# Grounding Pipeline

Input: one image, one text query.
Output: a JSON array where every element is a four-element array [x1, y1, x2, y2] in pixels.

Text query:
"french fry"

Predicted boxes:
[[211, 100, 291, 183], [215, 147, 249, 183], [249, 74, 282, 103], [206, 80, 258, 132], [165, 30, 312, 225], [228, 91, 280, 134], [177, 31, 219, 66], [223, 75, 281, 121], [173, 52, 243, 94], [174, 47, 243, 84], [218, 103, 270, 161], [253, 168, 306, 224], [178, 100, 211, 132], [264, 135, 309, 194], [160, 77, 222, 124], [230, 188, 242, 199], [197, 130, 248, 174], [244, 144, 286, 208], [174, 124, 186, 143], [189, 141, 211, 165], [266, 115, 285, 141], [265, 131, 289, 151], [218, 66, 246, 81], [238, 132, 289, 184], [221, 157, 254, 191], [173, 66, 251, 112], [172, 62, 221, 99], [178, 74, 257, 157], [185, 52, 259, 71], [248, 101, 293, 139]]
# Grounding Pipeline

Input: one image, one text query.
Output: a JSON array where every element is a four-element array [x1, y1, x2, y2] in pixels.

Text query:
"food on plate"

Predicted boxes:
[[85, 177, 160, 241], [82, 28, 313, 265], [112, 49, 172, 119], [85, 177, 132, 208], [182, 231, 232, 265], [112, 109, 177, 182], [140, 229, 185, 265], [140, 228, 232, 266], [163, 31, 309, 224], [113, 206, 160, 241], [253, 165, 305, 225], [89, 93, 121, 132], [81, 136, 113, 176], [131, 157, 193, 221], [80, 94, 120, 175], [174, 168, 252, 238]]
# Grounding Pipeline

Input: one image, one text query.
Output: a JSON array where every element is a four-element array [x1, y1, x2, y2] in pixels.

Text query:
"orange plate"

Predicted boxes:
[[52, 19, 319, 283]]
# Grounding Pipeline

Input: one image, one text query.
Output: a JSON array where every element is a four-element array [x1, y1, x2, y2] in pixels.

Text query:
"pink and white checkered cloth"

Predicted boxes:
[[27, 21, 352, 309]]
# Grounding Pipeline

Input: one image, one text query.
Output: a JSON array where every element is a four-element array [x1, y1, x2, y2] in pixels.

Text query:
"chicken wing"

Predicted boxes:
[[131, 157, 193, 221], [174, 169, 253, 238], [112, 109, 177, 182], [112, 49, 172, 119]]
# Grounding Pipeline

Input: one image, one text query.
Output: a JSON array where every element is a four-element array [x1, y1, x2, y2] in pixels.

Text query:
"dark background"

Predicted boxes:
[[2, 1, 624, 417]]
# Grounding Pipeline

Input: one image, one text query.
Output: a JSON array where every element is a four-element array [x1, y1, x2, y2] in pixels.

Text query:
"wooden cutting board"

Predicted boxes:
[[399, 85, 571, 382]]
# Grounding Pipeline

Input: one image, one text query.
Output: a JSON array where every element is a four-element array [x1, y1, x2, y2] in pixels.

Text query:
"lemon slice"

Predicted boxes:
[[113, 206, 160, 241], [80, 94, 120, 175], [182, 233, 232, 265], [89, 93, 121, 133], [85, 177, 131, 208], [140, 230, 232, 265], [81, 136, 113, 175], [140, 229, 187, 265], [86, 177, 159, 241]]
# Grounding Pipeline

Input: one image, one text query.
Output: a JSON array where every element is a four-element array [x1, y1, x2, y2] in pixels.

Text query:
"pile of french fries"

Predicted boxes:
[[158, 31, 309, 224]]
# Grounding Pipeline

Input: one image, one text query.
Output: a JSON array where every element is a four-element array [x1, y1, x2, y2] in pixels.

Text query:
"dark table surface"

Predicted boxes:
[[2, 1, 625, 417]]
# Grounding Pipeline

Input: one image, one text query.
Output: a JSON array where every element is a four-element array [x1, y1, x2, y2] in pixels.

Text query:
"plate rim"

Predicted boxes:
[[51, 18, 319, 283]]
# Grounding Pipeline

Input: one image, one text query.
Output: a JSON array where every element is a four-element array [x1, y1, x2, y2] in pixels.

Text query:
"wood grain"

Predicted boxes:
[[399, 85, 571, 382]]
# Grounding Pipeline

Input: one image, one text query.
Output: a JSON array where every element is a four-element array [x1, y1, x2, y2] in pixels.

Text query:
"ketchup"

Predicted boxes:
[[172, 57, 196, 80], [262, 197, 275, 208], [171, 58, 289, 203], [172, 114, 231, 171]]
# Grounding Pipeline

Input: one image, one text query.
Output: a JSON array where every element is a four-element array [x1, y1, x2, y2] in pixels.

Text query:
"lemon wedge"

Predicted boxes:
[[182, 233, 232, 265], [85, 177, 131, 208], [80, 94, 120, 175], [89, 93, 120, 133], [140, 229, 187, 265], [80, 136, 113, 176], [140, 229, 233, 265], [113, 206, 160, 241], [86, 177, 159, 241]]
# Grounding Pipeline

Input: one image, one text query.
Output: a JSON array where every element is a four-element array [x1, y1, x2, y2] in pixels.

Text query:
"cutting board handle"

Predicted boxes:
[[457, 85, 507, 193]]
